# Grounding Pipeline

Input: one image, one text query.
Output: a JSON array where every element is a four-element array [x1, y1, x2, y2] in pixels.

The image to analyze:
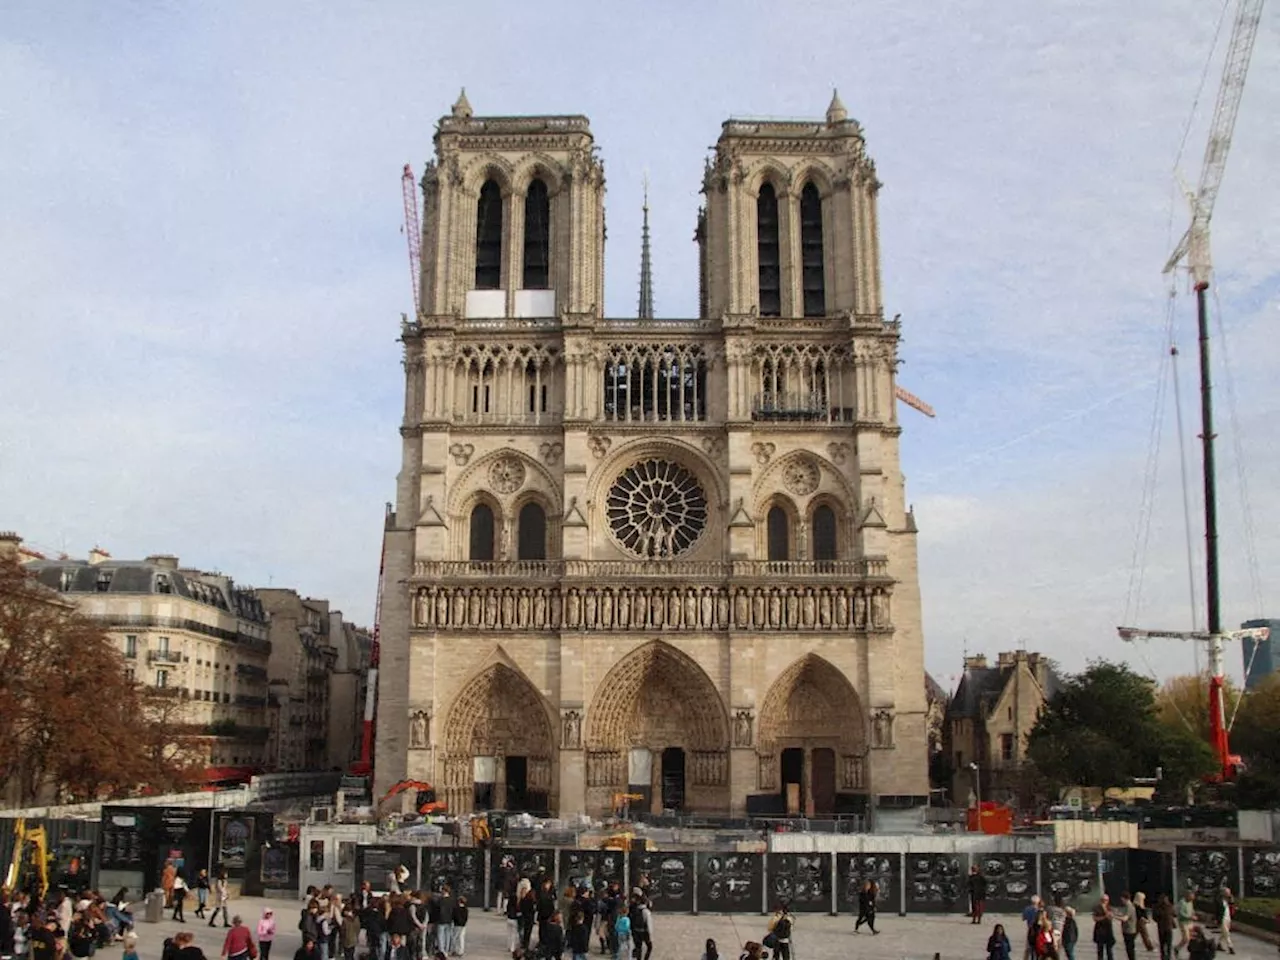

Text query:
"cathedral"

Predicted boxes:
[[374, 90, 929, 819]]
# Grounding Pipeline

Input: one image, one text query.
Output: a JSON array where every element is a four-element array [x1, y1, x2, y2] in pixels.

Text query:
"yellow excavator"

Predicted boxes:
[[5, 819, 49, 898]]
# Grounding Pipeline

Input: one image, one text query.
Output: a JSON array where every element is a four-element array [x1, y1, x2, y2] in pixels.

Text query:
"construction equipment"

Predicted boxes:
[[895, 384, 936, 418], [402, 164, 422, 318], [350, 504, 391, 781], [4, 819, 49, 898], [378, 779, 447, 815], [1122, 0, 1266, 784], [611, 792, 644, 819]]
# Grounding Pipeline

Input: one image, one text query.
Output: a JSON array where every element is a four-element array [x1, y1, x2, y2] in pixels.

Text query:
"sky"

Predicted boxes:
[[2, 1, 1278, 691]]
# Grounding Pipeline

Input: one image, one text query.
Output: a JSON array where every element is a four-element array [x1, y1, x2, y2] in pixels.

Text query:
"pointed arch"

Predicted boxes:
[[800, 181, 826, 317], [585, 640, 728, 751], [757, 181, 782, 317], [475, 178, 503, 290], [758, 654, 866, 750], [522, 178, 551, 290]]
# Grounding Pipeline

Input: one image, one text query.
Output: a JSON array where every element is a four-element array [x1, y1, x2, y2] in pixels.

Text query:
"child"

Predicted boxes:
[[122, 933, 139, 960]]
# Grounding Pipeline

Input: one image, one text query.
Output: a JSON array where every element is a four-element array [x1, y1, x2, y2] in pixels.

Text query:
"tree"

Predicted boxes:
[[1155, 674, 1242, 742], [0, 554, 195, 805], [1026, 660, 1216, 797], [1229, 674, 1280, 807]]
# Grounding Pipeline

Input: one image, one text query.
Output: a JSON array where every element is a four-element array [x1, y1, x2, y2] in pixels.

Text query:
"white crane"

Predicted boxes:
[[1123, 0, 1267, 783]]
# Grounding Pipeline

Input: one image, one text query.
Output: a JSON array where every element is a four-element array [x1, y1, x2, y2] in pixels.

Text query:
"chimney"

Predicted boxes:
[[963, 654, 988, 670], [146, 554, 180, 570], [89, 546, 112, 564], [0, 531, 22, 560], [997, 651, 1019, 669]]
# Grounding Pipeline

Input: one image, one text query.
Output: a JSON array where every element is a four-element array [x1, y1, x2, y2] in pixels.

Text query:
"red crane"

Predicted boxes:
[[402, 164, 422, 317]]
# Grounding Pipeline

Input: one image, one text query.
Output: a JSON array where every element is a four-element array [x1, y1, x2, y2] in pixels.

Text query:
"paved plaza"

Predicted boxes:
[[125, 897, 1276, 960]]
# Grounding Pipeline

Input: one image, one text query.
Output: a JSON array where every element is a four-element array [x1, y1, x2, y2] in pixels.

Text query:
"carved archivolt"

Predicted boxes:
[[585, 641, 728, 754], [412, 582, 891, 632], [757, 654, 868, 792], [442, 661, 555, 759]]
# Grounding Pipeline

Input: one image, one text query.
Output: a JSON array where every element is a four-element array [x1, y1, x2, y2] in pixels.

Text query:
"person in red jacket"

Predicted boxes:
[[221, 915, 256, 960]]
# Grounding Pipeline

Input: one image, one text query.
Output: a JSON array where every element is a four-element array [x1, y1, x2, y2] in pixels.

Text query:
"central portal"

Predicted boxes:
[[660, 747, 686, 811]]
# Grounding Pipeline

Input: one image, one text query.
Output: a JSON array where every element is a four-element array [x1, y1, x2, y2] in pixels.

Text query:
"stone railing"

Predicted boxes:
[[414, 558, 889, 581], [411, 580, 892, 633]]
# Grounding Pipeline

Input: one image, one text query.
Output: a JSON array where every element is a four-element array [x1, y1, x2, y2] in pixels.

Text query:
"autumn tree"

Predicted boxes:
[[0, 553, 195, 805], [1229, 674, 1280, 807], [1026, 661, 1216, 799], [1155, 674, 1242, 741]]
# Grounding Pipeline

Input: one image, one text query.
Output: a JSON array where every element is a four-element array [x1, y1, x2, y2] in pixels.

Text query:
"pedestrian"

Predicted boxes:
[[1049, 897, 1068, 953], [161, 863, 177, 909], [1023, 896, 1045, 960], [737, 944, 763, 960], [504, 887, 521, 956], [293, 939, 320, 960], [434, 887, 455, 959], [1176, 892, 1196, 957], [611, 907, 630, 960], [453, 896, 469, 959], [122, 932, 139, 960], [1152, 896, 1175, 960], [1035, 914, 1056, 959], [340, 908, 359, 960], [208, 871, 231, 929], [1093, 904, 1117, 960], [517, 888, 536, 954], [383, 934, 406, 960], [171, 874, 188, 923], [970, 866, 989, 925], [1117, 893, 1138, 960], [1186, 927, 1215, 960], [765, 901, 792, 960], [1135, 893, 1155, 953], [257, 909, 276, 960], [172, 931, 206, 960], [1215, 888, 1235, 956], [541, 911, 564, 960], [195, 871, 210, 920], [567, 909, 591, 960], [700, 939, 719, 960], [629, 893, 653, 960], [1063, 907, 1079, 960], [989, 923, 1013, 960], [220, 916, 255, 960], [854, 880, 878, 934]]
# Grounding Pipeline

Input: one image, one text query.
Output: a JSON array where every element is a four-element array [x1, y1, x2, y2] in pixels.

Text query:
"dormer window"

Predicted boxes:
[[156, 573, 172, 594], [59, 570, 74, 591], [96, 570, 112, 592]]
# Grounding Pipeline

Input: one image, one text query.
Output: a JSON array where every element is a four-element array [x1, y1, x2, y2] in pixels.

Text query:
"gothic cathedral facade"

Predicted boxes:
[[375, 92, 929, 819]]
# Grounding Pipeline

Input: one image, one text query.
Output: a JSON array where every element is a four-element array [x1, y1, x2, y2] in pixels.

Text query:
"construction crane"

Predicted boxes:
[[402, 163, 423, 318], [1121, 0, 1266, 783], [895, 384, 936, 418], [350, 504, 391, 781]]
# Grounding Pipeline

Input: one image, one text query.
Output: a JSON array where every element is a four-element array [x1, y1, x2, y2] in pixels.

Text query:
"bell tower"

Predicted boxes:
[[418, 90, 606, 321], [699, 90, 882, 321]]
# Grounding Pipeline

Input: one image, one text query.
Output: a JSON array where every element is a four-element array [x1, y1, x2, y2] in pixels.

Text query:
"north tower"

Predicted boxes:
[[376, 92, 929, 821]]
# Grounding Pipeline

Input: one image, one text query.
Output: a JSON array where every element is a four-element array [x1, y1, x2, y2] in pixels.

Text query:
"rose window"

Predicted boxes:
[[606, 459, 708, 558]]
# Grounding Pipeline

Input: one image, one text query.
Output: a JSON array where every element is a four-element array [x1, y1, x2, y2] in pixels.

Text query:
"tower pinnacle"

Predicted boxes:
[[826, 88, 848, 124], [638, 175, 654, 320], [452, 88, 473, 118]]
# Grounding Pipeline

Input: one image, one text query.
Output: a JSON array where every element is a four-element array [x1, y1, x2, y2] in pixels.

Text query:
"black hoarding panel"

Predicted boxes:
[[696, 852, 763, 914], [1242, 846, 1280, 899], [1175, 846, 1240, 901], [631, 851, 693, 913], [973, 853, 1036, 913], [905, 853, 966, 914], [355, 846, 420, 893], [99, 808, 147, 872], [1126, 849, 1173, 905], [836, 853, 901, 916], [1042, 852, 1099, 908], [766, 853, 831, 913], [558, 850, 626, 892], [423, 848, 484, 902], [492, 847, 556, 887]]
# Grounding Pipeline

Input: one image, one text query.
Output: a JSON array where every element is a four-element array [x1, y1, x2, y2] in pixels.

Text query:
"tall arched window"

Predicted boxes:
[[523, 179, 550, 290], [469, 503, 496, 562], [767, 505, 790, 562], [517, 502, 547, 561], [812, 504, 838, 563], [475, 179, 503, 290], [757, 182, 781, 317], [800, 182, 825, 317]]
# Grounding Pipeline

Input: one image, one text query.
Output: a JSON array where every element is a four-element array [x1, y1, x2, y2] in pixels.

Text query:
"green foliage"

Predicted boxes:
[[1027, 660, 1215, 794]]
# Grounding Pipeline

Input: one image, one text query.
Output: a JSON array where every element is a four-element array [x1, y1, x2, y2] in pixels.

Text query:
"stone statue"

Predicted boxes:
[[801, 588, 816, 627], [684, 588, 698, 628], [818, 589, 832, 626], [435, 590, 449, 626], [468, 589, 482, 626], [853, 591, 867, 628], [715, 589, 729, 628], [733, 710, 754, 747], [484, 591, 498, 628], [409, 710, 430, 749], [768, 591, 782, 628], [701, 588, 714, 628], [650, 592, 665, 627], [735, 589, 749, 627], [785, 589, 799, 628], [414, 590, 428, 626], [871, 590, 888, 627], [753, 589, 766, 627], [600, 590, 614, 628], [585, 590, 598, 628], [633, 590, 647, 627], [517, 590, 530, 627], [550, 590, 563, 627], [617, 589, 630, 628], [873, 710, 893, 748], [501, 589, 514, 627], [562, 710, 582, 749], [835, 590, 850, 627], [533, 589, 547, 627], [668, 590, 682, 628], [567, 589, 582, 627], [452, 590, 466, 626]]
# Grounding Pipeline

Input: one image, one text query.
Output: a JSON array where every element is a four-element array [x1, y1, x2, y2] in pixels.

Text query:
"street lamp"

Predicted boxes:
[[969, 761, 982, 811]]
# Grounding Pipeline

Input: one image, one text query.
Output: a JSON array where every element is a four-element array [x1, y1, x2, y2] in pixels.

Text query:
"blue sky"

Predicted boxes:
[[2, 1, 1278, 689]]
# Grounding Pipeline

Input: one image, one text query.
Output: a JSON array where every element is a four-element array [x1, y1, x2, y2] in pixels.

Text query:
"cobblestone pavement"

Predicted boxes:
[[125, 899, 1276, 960]]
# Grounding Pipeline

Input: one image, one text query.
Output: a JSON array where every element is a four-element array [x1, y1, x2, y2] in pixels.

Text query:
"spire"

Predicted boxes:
[[451, 88, 473, 118], [638, 175, 654, 320], [826, 88, 848, 124]]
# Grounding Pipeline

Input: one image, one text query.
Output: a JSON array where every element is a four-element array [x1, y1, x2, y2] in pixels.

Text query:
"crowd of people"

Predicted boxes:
[[977, 887, 1241, 960], [0, 858, 140, 960]]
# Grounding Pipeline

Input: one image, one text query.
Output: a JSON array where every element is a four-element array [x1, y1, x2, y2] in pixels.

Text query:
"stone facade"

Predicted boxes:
[[24, 550, 275, 774], [375, 92, 929, 818]]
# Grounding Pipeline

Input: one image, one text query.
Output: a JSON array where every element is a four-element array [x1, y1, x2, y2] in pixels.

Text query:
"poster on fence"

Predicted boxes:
[[1175, 846, 1240, 901], [632, 851, 693, 912], [767, 853, 831, 913], [697, 852, 763, 914], [975, 853, 1036, 913], [1042, 852, 1099, 908], [1242, 847, 1280, 899], [836, 853, 902, 916], [905, 853, 966, 914], [423, 848, 484, 902]]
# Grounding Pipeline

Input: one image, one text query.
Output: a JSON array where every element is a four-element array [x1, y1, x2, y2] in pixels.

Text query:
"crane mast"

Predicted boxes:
[[402, 163, 423, 317], [1124, 0, 1266, 783]]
